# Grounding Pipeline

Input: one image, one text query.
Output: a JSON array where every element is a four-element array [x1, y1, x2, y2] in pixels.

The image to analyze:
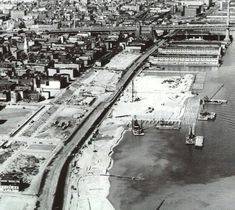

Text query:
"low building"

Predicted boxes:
[[0, 174, 23, 192], [47, 68, 58, 77], [169, 40, 222, 48], [149, 54, 220, 66], [79, 56, 91, 67], [158, 46, 221, 56], [23, 90, 40, 102], [184, 6, 202, 17], [10, 91, 21, 103], [41, 80, 61, 90], [48, 67, 79, 80], [0, 91, 10, 102], [54, 63, 80, 71], [41, 91, 50, 100], [15, 68, 27, 77], [40, 79, 66, 97], [125, 45, 142, 53], [11, 10, 25, 20], [0, 80, 16, 91], [121, 4, 141, 12], [29, 24, 58, 32]]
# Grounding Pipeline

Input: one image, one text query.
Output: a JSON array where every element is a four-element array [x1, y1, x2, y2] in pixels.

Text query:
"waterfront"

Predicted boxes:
[[108, 35, 235, 209]]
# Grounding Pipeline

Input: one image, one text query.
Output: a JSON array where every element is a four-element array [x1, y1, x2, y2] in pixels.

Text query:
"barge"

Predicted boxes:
[[195, 136, 204, 148], [132, 119, 144, 136]]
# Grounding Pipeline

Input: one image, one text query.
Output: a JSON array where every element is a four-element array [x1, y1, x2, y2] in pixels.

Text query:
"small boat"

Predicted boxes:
[[186, 125, 196, 145], [132, 119, 144, 136], [195, 136, 204, 148], [156, 119, 181, 130], [198, 111, 216, 121]]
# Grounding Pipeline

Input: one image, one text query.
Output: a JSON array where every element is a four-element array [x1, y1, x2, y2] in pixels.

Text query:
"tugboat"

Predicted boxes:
[[132, 118, 144, 136], [156, 119, 181, 130], [186, 125, 196, 145]]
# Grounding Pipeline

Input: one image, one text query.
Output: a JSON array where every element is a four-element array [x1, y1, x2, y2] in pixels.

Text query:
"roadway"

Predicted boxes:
[[1, 24, 234, 35], [39, 24, 227, 33], [35, 24, 235, 33], [37, 38, 167, 210]]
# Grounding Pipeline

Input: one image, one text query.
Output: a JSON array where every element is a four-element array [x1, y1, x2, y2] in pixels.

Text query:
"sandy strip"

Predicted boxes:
[[66, 119, 127, 210]]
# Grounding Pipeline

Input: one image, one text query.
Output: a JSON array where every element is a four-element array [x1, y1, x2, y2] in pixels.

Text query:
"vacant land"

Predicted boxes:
[[35, 107, 83, 140], [105, 52, 140, 70], [0, 106, 36, 135]]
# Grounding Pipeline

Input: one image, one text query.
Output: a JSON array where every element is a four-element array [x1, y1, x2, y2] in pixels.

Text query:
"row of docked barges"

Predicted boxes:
[[131, 97, 228, 148]]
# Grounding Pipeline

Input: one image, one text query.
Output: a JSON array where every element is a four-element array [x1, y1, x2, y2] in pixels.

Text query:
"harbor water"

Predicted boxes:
[[108, 36, 235, 210]]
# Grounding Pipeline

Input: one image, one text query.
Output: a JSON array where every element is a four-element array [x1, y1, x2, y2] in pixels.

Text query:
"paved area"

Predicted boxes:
[[181, 97, 200, 126]]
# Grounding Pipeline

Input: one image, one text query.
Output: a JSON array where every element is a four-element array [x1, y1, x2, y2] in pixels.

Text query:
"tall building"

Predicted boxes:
[[23, 37, 28, 53]]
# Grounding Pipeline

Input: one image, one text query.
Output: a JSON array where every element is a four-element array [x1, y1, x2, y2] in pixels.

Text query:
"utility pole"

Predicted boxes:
[[132, 80, 134, 102], [225, 0, 231, 42], [73, 12, 76, 29]]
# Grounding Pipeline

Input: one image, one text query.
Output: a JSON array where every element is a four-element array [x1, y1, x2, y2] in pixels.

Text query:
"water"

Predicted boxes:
[[108, 37, 235, 210]]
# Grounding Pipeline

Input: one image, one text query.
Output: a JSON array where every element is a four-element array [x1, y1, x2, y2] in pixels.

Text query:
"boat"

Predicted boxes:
[[195, 136, 204, 148], [186, 125, 196, 145], [156, 119, 181, 130], [198, 111, 216, 121], [207, 99, 227, 104], [203, 96, 227, 105], [186, 125, 204, 147], [132, 119, 144, 136]]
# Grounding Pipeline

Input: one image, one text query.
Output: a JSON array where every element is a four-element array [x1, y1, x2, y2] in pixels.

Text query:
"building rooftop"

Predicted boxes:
[[161, 45, 220, 50], [156, 53, 219, 58]]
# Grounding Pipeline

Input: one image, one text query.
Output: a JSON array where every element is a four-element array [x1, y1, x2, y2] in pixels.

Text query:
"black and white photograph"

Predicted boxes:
[[0, 0, 234, 209]]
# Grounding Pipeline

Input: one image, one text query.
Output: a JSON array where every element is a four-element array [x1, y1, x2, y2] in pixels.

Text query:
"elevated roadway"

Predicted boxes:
[[34, 24, 235, 33], [41, 24, 230, 33], [37, 36, 168, 210], [1, 24, 234, 34]]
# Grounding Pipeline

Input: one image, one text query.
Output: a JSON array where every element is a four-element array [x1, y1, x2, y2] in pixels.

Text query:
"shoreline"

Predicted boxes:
[[106, 126, 127, 173], [65, 72, 197, 210], [65, 119, 128, 210], [107, 37, 235, 210]]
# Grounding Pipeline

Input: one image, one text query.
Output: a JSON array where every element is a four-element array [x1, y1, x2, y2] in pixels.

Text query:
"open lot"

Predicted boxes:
[[35, 107, 84, 141], [0, 195, 37, 210], [5, 153, 47, 185], [105, 52, 140, 70], [113, 73, 195, 122], [0, 106, 37, 135], [22, 105, 58, 137]]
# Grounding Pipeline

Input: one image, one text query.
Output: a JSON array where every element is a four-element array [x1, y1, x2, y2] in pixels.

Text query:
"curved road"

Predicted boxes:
[[38, 38, 168, 210]]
